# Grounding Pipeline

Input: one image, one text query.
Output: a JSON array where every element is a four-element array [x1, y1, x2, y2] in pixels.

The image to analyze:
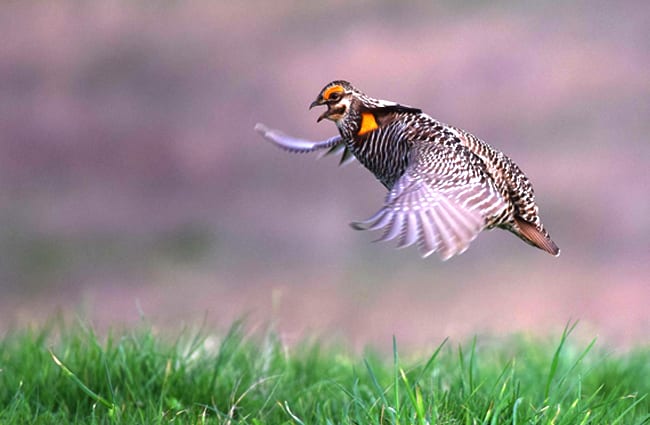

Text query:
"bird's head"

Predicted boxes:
[[309, 80, 358, 123]]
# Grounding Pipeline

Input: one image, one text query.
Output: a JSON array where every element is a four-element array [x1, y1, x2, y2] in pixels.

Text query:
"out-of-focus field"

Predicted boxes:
[[1, 1, 648, 349]]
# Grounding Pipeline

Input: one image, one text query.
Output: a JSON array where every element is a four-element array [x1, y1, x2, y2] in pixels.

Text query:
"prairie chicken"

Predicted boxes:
[[256, 80, 560, 260]]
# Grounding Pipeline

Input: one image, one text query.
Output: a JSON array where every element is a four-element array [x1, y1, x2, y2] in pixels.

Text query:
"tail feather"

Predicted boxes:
[[514, 218, 560, 256]]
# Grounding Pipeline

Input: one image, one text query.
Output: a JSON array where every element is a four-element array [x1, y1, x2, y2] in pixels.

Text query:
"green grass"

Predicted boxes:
[[0, 320, 648, 424]]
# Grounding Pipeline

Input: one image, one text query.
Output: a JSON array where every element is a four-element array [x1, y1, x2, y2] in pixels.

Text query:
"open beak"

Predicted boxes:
[[309, 98, 330, 122]]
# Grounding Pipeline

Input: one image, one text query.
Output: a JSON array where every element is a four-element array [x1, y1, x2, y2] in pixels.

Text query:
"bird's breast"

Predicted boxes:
[[347, 123, 410, 189]]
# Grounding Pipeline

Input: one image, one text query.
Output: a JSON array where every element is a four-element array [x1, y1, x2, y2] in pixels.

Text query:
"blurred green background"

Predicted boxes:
[[1, 1, 648, 349]]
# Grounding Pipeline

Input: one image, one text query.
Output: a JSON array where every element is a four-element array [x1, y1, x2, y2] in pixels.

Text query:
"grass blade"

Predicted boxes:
[[49, 349, 117, 414], [544, 320, 578, 400], [393, 335, 400, 425]]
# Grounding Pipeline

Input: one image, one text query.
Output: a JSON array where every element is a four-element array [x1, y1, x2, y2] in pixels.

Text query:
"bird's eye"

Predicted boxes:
[[328, 92, 342, 102]]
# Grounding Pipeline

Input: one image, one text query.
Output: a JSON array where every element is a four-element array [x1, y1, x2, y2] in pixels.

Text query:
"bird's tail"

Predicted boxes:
[[514, 218, 560, 256]]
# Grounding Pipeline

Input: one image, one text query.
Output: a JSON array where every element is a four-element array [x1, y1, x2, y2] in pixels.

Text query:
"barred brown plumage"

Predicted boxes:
[[256, 80, 560, 260]]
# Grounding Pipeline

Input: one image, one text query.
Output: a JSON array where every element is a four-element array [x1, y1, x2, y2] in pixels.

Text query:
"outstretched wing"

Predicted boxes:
[[255, 123, 355, 166], [351, 141, 508, 260]]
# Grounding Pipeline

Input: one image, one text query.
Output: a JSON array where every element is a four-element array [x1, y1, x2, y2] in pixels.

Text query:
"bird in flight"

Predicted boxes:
[[256, 80, 559, 260]]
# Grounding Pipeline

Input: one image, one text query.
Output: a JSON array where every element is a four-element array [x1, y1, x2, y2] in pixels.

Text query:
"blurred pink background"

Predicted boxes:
[[1, 1, 648, 349]]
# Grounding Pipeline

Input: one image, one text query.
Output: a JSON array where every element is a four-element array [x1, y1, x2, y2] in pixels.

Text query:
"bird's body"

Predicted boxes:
[[256, 80, 559, 260]]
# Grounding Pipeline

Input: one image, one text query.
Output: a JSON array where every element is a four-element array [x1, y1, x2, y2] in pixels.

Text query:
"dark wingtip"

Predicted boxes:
[[349, 221, 367, 231]]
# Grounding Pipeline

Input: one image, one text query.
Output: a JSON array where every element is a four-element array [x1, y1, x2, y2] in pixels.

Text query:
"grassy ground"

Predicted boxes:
[[0, 320, 648, 424]]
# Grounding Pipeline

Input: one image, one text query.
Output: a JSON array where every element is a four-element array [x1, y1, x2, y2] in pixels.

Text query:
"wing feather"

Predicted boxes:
[[397, 212, 418, 249], [376, 210, 404, 243], [351, 141, 508, 260], [255, 123, 354, 165], [416, 210, 438, 257]]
